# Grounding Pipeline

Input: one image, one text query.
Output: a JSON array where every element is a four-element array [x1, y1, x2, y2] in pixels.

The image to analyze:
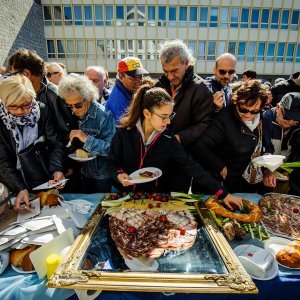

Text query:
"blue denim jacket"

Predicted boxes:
[[80, 101, 116, 179]]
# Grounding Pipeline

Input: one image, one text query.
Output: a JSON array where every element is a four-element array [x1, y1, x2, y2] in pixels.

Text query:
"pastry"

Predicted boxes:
[[139, 171, 156, 178], [10, 245, 38, 271], [75, 149, 89, 158], [276, 241, 300, 268], [34, 189, 61, 207]]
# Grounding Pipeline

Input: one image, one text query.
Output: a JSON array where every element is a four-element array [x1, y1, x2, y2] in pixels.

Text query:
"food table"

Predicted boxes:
[[0, 193, 299, 300]]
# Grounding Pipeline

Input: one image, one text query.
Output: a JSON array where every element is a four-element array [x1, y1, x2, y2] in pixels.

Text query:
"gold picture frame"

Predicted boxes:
[[47, 199, 258, 294]]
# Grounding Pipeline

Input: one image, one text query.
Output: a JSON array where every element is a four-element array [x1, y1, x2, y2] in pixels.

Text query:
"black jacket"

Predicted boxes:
[[0, 103, 65, 193], [37, 79, 78, 144], [156, 66, 214, 147], [192, 106, 261, 192], [108, 127, 228, 198], [271, 72, 300, 106]]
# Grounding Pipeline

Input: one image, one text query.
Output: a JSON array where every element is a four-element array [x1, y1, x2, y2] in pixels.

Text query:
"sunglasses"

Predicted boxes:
[[238, 106, 260, 115], [125, 74, 144, 82], [152, 111, 176, 122], [46, 71, 60, 78], [66, 100, 85, 110], [218, 69, 236, 76], [7, 102, 33, 111]]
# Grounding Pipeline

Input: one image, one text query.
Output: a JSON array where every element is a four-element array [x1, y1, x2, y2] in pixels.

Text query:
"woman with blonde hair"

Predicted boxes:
[[108, 83, 243, 210], [0, 74, 65, 211]]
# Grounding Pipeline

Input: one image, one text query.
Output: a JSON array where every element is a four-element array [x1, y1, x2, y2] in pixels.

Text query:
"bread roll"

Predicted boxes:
[[276, 241, 300, 268], [34, 189, 61, 207], [75, 149, 89, 158], [10, 245, 38, 271]]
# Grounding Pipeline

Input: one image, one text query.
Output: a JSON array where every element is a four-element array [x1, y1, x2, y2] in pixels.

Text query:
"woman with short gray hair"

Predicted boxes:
[[58, 74, 116, 193]]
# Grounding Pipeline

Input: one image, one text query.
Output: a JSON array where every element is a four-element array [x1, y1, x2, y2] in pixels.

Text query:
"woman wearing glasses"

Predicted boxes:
[[109, 84, 243, 210], [0, 75, 65, 211], [192, 80, 269, 194], [58, 74, 115, 193]]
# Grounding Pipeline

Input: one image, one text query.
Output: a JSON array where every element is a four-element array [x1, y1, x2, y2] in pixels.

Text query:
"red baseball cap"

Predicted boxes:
[[118, 57, 149, 77]]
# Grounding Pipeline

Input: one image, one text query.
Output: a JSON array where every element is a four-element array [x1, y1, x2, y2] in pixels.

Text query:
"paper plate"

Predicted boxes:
[[11, 264, 36, 274], [32, 179, 69, 190], [264, 237, 300, 270], [125, 167, 162, 184], [68, 153, 96, 162], [252, 155, 286, 172], [234, 244, 279, 280]]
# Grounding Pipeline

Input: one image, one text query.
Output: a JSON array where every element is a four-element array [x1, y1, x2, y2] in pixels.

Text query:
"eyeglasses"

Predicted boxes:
[[125, 74, 143, 82], [152, 111, 176, 122], [66, 100, 85, 110], [7, 102, 33, 111], [218, 69, 236, 76], [238, 106, 260, 115], [46, 71, 60, 78]]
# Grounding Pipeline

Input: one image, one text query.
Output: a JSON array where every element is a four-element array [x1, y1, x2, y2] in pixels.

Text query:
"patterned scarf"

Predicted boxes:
[[0, 100, 40, 159]]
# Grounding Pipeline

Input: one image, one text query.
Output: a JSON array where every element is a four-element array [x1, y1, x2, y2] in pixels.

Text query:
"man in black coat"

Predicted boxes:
[[156, 40, 214, 192]]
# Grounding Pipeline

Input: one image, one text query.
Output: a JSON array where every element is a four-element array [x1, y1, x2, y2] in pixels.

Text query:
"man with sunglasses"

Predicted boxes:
[[262, 92, 300, 191], [105, 57, 149, 125], [206, 53, 237, 111], [45, 62, 66, 86]]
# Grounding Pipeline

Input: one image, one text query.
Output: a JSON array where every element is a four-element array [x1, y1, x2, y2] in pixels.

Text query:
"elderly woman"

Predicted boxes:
[[58, 74, 115, 193], [193, 80, 268, 193], [0, 75, 65, 211]]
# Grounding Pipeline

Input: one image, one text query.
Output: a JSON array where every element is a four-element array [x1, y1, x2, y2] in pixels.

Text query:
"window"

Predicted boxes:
[[47, 40, 55, 58], [238, 42, 246, 60], [188, 41, 196, 57], [106, 6, 114, 26], [241, 8, 249, 28], [286, 43, 295, 62], [106, 40, 115, 59], [210, 7, 218, 27], [137, 40, 145, 59], [74, 6, 83, 26], [198, 41, 206, 60], [64, 6, 72, 26], [147, 40, 156, 59], [76, 39, 85, 58], [127, 40, 135, 56], [261, 9, 269, 28], [271, 9, 279, 29], [57, 40, 65, 58], [66, 39, 75, 58], [84, 6, 93, 26], [158, 7, 166, 26], [148, 6, 156, 26], [116, 6, 124, 26], [281, 10, 290, 29], [251, 9, 259, 28], [296, 44, 300, 62], [53, 6, 62, 26], [257, 43, 266, 61], [218, 41, 226, 56], [189, 6, 197, 27], [137, 6, 145, 26], [96, 40, 105, 59], [220, 8, 229, 28], [228, 42, 236, 56], [267, 43, 275, 61], [208, 42, 216, 60], [86, 40, 95, 59], [276, 43, 285, 62], [291, 10, 299, 30], [200, 7, 208, 27], [117, 40, 125, 59], [179, 6, 187, 26], [126, 6, 134, 26], [230, 8, 239, 28], [43, 6, 52, 26], [169, 6, 177, 26], [95, 6, 103, 26], [247, 42, 256, 61]]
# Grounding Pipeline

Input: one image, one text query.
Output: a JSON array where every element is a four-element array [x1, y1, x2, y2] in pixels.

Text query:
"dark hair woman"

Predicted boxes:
[[108, 83, 243, 210], [192, 80, 269, 194]]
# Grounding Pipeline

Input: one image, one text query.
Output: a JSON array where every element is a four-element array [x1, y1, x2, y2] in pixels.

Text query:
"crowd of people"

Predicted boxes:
[[0, 40, 299, 216]]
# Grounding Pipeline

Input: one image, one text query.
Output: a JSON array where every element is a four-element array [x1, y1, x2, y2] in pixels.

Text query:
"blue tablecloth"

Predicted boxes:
[[0, 193, 299, 300]]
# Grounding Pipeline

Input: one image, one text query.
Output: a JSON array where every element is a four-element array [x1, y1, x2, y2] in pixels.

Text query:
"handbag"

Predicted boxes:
[[18, 141, 50, 190]]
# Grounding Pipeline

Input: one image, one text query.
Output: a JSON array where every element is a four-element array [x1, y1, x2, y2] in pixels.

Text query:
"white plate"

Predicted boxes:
[[234, 245, 278, 280], [252, 155, 286, 172], [252, 155, 286, 163], [125, 167, 162, 184], [68, 153, 96, 162], [264, 237, 300, 270], [32, 179, 69, 191], [11, 264, 36, 274]]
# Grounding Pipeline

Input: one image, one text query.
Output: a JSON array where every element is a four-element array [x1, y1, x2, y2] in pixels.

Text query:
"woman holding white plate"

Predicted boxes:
[[108, 84, 242, 210]]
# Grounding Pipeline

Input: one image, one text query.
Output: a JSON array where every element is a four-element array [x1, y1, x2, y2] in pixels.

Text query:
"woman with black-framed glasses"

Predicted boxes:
[[192, 80, 270, 195], [108, 83, 243, 210]]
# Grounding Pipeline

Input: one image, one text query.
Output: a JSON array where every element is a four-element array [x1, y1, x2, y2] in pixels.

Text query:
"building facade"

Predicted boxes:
[[33, 1, 300, 79]]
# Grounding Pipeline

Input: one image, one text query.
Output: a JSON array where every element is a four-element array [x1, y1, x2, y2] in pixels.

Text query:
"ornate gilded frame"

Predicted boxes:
[[47, 201, 258, 294]]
